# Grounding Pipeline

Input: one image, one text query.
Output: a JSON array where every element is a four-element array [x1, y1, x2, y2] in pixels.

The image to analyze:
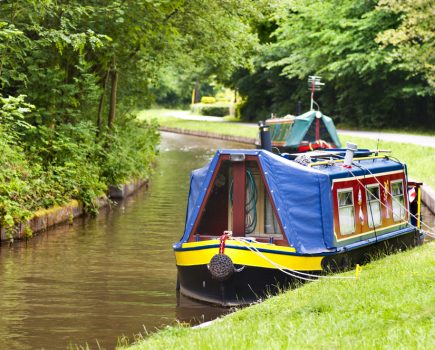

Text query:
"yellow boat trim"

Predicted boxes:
[[334, 221, 408, 242], [180, 239, 296, 253], [175, 242, 323, 271]]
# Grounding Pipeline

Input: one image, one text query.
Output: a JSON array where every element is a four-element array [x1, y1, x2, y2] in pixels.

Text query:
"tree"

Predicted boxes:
[[233, 0, 434, 127], [376, 0, 435, 93], [0, 0, 268, 129]]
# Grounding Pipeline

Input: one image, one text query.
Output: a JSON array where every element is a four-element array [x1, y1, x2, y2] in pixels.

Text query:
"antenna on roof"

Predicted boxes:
[[308, 75, 324, 111]]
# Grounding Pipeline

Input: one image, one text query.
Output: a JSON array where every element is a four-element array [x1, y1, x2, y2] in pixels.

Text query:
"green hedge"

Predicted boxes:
[[191, 102, 233, 117], [0, 95, 160, 240], [200, 96, 217, 104]]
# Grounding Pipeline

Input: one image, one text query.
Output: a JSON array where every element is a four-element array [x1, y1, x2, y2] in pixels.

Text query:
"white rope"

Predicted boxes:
[[346, 164, 435, 239], [230, 237, 356, 281]]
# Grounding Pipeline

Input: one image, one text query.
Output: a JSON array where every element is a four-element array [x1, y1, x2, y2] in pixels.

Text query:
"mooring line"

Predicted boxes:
[[231, 236, 357, 281], [346, 165, 435, 239]]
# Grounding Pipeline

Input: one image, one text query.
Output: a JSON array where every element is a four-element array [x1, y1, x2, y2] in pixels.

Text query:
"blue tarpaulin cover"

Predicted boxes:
[[179, 149, 406, 255], [181, 149, 336, 254]]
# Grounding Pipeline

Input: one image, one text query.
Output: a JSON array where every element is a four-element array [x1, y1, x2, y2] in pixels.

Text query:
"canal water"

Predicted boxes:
[[0, 133, 249, 350], [0, 132, 434, 349]]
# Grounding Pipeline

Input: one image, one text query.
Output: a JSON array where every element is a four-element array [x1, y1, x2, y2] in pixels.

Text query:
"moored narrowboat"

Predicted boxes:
[[264, 110, 342, 152], [173, 146, 424, 306], [260, 76, 342, 153]]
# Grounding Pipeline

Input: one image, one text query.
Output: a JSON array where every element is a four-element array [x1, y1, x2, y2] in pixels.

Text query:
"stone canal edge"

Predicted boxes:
[[160, 126, 435, 215], [0, 179, 148, 242]]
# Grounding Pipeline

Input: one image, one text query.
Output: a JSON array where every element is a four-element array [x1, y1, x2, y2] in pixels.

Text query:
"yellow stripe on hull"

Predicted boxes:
[[175, 241, 323, 271], [180, 239, 296, 252]]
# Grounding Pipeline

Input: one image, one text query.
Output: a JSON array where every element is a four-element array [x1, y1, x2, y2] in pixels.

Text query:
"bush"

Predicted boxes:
[[100, 117, 159, 185], [0, 96, 160, 233], [191, 102, 233, 117], [201, 96, 216, 104]]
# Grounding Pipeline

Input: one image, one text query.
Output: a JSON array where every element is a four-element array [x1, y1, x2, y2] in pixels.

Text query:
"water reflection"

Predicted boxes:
[[175, 293, 234, 326], [0, 132, 251, 350]]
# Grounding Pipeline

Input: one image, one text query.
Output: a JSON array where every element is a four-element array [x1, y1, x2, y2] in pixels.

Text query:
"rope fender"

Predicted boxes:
[[208, 232, 235, 281]]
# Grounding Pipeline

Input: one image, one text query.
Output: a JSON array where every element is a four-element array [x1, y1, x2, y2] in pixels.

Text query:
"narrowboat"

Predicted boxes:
[[263, 110, 342, 153], [260, 76, 342, 153], [173, 144, 424, 306]]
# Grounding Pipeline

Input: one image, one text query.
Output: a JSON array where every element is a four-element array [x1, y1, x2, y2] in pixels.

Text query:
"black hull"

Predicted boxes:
[[177, 229, 423, 307], [322, 229, 423, 271], [177, 264, 304, 307]]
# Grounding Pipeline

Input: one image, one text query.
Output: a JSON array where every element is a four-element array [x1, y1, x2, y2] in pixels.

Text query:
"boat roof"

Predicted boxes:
[[180, 149, 406, 254], [283, 149, 405, 180]]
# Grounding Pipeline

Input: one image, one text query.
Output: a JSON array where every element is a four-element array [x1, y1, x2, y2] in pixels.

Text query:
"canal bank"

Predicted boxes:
[[0, 180, 148, 243], [158, 126, 435, 215], [119, 240, 435, 350], [158, 126, 256, 145]]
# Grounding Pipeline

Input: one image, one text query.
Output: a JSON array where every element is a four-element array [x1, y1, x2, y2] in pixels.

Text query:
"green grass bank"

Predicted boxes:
[[140, 109, 435, 189], [119, 241, 435, 350], [138, 109, 258, 139]]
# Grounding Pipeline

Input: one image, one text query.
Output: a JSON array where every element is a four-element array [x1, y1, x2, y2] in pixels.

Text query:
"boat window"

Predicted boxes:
[[264, 192, 282, 235], [391, 180, 406, 222], [270, 123, 292, 143], [366, 185, 381, 228], [338, 189, 355, 235]]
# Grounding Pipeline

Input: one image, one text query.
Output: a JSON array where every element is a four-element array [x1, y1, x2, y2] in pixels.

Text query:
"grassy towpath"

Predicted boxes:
[[119, 241, 435, 350], [139, 109, 435, 189], [138, 109, 258, 139]]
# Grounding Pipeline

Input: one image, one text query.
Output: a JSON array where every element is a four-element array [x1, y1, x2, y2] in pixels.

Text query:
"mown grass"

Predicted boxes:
[[118, 241, 435, 350], [137, 109, 258, 139], [139, 109, 435, 189]]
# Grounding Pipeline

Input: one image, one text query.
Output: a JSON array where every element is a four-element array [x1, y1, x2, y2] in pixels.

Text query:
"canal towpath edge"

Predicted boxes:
[[0, 179, 148, 242]]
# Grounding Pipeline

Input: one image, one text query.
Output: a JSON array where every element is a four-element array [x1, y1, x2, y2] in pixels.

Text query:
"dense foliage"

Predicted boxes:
[[0, 94, 159, 238], [0, 0, 265, 237], [1, 0, 433, 236], [231, 0, 434, 128]]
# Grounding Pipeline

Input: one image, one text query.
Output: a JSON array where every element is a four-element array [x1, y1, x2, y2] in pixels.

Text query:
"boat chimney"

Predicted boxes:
[[258, 121, 272, 152], [343, 142, 358, 168]]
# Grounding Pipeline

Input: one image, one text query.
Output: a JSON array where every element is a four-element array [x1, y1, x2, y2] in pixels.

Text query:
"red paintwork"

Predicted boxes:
[[315, 117, 320, 141], [189, 157, 226, 241], [195, 234, 289, 246], [332, 171, 408, 240], [196, 173, 229, 236], [232, 161, 246, 236], [297, 140, 334, 152]]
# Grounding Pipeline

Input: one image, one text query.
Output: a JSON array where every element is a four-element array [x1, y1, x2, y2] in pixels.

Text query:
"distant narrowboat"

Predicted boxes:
[[262, 110, 342, 153], [173, 145, 424, 306], [260, 76, 342, 153]]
